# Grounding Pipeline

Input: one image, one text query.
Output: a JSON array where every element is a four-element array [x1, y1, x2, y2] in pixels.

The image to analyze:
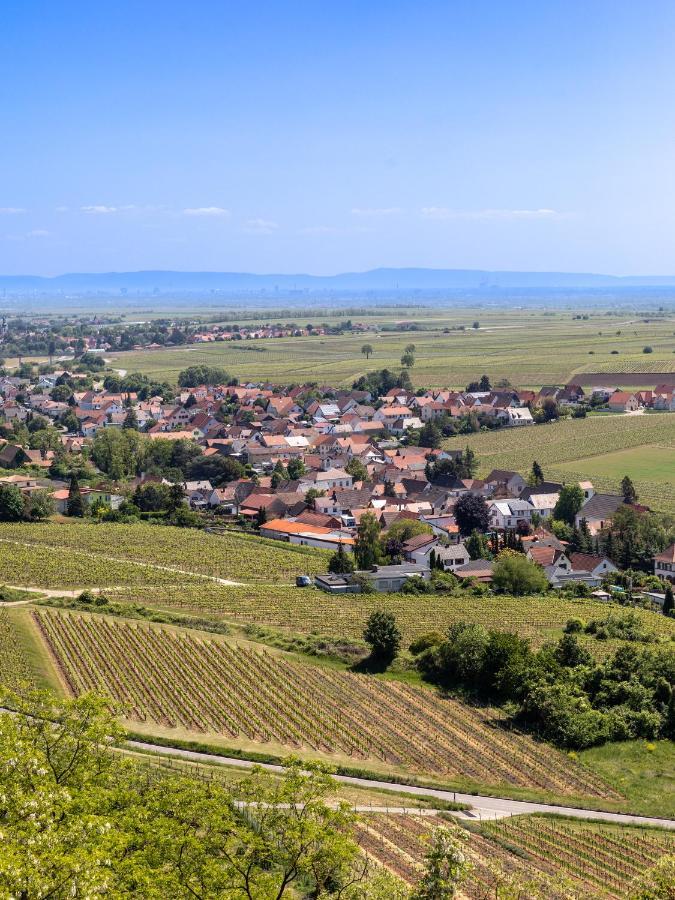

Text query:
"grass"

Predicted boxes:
[[578, 739, 675, 818], [106, 308, 675, 390]]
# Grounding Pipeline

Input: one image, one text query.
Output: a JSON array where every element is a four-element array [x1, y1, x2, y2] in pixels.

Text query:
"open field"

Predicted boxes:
[[33, 608, 613, 798], [106, 309, 675, 389], [358, 813, 675, 896], [446, 411, 675, 513]]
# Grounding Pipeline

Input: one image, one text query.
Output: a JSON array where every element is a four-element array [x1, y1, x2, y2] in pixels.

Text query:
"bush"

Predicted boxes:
[[492, 554, 549, 595], [409, 632, 445, 655], [564, 617, 585, 634], [363, 610, 401, 663], [643, 346, 653, 353]]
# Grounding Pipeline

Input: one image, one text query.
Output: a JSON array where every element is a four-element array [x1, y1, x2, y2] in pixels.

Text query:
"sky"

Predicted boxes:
[[3, 0, 675, 277]]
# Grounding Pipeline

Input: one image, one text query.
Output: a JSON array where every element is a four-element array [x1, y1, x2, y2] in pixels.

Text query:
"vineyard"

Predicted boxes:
[[0, 609, 34, 689], [107, 309, 675, 389], [357, 813, 675, 897], [446, 412, 675, 514], [33, 609, 613, 798], [0, 522, 329, 584], [109, 580, 675, 648]]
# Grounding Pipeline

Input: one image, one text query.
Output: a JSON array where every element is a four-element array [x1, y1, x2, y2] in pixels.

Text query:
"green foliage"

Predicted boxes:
[[411, 824, 471, 899], [0, 688, 369, 899], [66, 473, 85, 518], [354, 511, 382, 570], [177, 365, 229, 387], [363, 609, 401, 663], [328, 542, 355, 574], [465, 529, 491, 561], [0, 484, 25, 522], [492, 554, 549, 596], [552, 484, 585, 525]]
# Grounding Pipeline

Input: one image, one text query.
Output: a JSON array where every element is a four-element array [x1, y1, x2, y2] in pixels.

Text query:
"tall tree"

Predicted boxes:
[[66, 473, 85, 518], [663, 583, 674, 617], [552, 484, 584, 525], [354, 511, 381, 569], [530, 461, 544, 485], [360, 343, 374, 360], [621, 474, 638, 504]]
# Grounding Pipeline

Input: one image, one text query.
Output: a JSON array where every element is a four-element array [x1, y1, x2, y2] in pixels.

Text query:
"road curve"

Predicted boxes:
[[128, 739, 675, 830]]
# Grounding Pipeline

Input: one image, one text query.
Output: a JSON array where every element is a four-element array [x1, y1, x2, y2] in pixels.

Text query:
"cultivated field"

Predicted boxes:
[[0, 609, 34, 689], [107, 309, 675, 389], [358, 813, 675, 897], [33, 609, 612, 798], [446, 411, 675, 513], [109, 581, 675, 649], [0, 522, 329, 587]]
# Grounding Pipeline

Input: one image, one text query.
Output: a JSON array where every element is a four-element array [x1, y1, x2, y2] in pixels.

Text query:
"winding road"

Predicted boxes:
[[128, 739, 675, 830]]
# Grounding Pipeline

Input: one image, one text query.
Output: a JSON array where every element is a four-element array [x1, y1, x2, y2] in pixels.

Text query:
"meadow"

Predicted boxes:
[[107, 308, 675, 389], [33, 608, 612, 798], [357, 813, 674, 895]]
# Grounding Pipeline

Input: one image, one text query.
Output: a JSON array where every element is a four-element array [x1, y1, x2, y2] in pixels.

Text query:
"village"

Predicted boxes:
[[1, 363, 674, 607]]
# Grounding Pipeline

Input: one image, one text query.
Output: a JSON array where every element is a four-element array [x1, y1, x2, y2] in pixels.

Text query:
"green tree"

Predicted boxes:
[[286, 457, 306, 480], [552, 484, 584, 525], [465, 529, 490, 561], [664, 584, 674, 618], [25, 488, 55, 521], [67, 473, 85, 518], [363, 609, 401, 663], [354, 511, 381, 569], [492, 554, 549, 595], [0, 483, 25, 521], [345, 457, 369, 481], [361, 343, 374, 359], [461, 447, 478, 478], [621, 474, 638, 504], [529, 461, 544, 485], [328, 542, 355, 574], [122, 405, 138, 430], [412, 824, 471, 899], [401, 351, 415, 368], [418, 421, 442, 449], [177, 365, 229, 387]]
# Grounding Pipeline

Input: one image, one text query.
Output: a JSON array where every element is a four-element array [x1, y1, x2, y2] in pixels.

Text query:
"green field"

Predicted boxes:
[[106, 308, 675, 389], [446, 411, 675, 513]]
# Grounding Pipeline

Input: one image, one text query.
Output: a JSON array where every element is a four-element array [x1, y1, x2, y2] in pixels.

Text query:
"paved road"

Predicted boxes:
[[128, 740, 675, 830]]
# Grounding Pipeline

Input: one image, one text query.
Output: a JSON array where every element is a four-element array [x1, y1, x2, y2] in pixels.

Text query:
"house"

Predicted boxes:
[[489, 499, 535, 531], [527, 545, 573, 585], [574, 493, 626, 536], [260, 518, 355, 552], [607, 391, 640, 413], [654, 543, 675, 583], [0, 444, 30, 468], [568, 552, 619, 580], [484, 470, 526, 496], [454, 559, 494, 583], [501, 407, 534, 427]]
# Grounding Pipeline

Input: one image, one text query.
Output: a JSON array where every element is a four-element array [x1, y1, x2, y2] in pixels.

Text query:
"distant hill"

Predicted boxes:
[[3, 267, 675, 295]]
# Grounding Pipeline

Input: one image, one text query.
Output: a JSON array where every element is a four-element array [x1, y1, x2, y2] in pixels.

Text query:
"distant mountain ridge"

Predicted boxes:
[[3, 267, 675, 293]]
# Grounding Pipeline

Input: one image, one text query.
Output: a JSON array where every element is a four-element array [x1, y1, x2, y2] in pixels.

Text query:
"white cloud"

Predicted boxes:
[[243, 218, 279, 234], [420, 207, 560, 221], [81, 205, 118, 214], [351, 207, 401, 217], [0, 207, 26, 214], [27, 229, 50, 237], [183, 206, 230, 217]]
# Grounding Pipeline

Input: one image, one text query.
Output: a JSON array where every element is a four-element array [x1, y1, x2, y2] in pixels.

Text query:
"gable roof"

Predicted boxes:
[[578, 493, 625, 520]]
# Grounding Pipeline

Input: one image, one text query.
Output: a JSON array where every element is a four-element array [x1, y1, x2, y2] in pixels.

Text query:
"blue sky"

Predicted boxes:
[[2, 1, 675, 276]]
